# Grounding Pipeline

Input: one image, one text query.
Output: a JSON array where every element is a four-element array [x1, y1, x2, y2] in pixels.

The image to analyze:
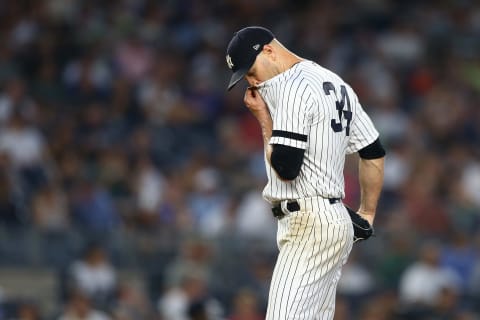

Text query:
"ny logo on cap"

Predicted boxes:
[[226, 55, 234, 69]]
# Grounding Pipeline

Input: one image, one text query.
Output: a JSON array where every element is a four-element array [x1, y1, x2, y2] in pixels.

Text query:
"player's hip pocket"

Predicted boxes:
[[277, 210, 352, 248]]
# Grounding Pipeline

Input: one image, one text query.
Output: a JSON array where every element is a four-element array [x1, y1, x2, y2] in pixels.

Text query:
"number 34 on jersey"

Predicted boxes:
[[323, 81, 352, 136]]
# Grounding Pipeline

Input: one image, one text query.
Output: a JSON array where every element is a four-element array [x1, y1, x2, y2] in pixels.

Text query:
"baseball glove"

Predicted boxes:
[[345, 206, 374, 243]]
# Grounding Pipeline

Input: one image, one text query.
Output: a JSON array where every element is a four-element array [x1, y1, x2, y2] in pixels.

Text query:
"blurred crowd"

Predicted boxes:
[[0, 0, 479, 319]]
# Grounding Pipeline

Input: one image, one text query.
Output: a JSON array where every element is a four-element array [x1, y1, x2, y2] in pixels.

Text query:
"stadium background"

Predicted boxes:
[[0, 0, 479, 319]]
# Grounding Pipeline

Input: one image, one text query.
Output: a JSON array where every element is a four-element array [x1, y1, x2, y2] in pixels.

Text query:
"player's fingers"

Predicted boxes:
[[243, 88, 257, 106], [243, 88, 251, 100], [244, 86, 257, 100]]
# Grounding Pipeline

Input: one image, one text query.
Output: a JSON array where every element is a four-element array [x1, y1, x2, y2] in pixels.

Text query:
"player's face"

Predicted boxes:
[[245, 59, 264, 87], [245, 49, 278, 87]]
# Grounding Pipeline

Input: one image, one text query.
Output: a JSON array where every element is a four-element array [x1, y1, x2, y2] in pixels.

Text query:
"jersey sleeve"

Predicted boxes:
[[346, 91, 380, 154], [269, 80, 313, 150]]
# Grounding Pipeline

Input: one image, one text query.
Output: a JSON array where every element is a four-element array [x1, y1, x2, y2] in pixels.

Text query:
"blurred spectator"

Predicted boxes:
[[132, 155, 166, 229], [97, 148, 130, 201], [11, 301, 42, 320], [445, 171, 479, 235], [163, 237, 213, 289], [440, 232, 478, 292], [32, 182, 71, 267], [114, 34, 154, 84], [230, 256, 272, 314], [188, 167, 229, 238], [136, 55, 193, 126], [338, 253, 375, 297], [158, 270, 223, 320], [332, 297, 350, 320], [399, 241, 460, 308], [461, 161, 480, 207], [380, 140, 411, 205], [377, 22, 424, 65], [0, 46, 19, 86], [187, 298, 224, 320], [184, 64, 223, 124], [70, 176, 120, 234], [58, 291, 110, 320], [233, 190, 276, 241], [0, 77, 36, 125], [0, 111, 51, 198], [0, 162, 23, 226], [337, 252, 375, 314], [110, 282, 153, 320], [76, 102, 115, 151], [56, 150, 82, 193], [227, 288, 263, 320], [357, 291, 398, 320], [402, 153, 451, 236], [31, 60, 64, 105], [376, 235, 415, 290], [156, 173, 193, 230], [32, 183, 69, 232], [429, 287, 463, 320], [67, 244, 117, 309], [468, 233, 480, 307], [63, 51, 112, 103]]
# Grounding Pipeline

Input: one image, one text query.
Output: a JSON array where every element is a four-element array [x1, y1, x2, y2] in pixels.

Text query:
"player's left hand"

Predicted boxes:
[[345, 206, 375, 243]]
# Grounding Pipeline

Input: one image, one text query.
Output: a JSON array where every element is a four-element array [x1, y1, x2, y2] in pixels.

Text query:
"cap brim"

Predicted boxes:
[[227, 68, 248, 91]]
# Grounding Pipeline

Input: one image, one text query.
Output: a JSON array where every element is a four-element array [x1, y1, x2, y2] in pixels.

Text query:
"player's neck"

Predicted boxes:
[[271, 40, 304, 74], [279, 54, 304, 73]]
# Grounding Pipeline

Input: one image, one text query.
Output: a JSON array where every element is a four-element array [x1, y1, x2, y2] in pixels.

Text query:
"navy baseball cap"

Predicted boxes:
[[226, 26, 275, 91]]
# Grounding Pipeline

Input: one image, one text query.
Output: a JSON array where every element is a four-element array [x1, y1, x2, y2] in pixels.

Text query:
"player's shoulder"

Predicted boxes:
[[302, 62, 360, 98], [285, 61, 337, 94], [282, 62, 314, 92], [285, 61, 322, 84], [292, 61, 341, 85], [308, 61, 346, 82]]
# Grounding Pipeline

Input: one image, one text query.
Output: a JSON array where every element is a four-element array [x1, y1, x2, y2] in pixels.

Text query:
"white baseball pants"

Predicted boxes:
[[266, 197, 354, 320]]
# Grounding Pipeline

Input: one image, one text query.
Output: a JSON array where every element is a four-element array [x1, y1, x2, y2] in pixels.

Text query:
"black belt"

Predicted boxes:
[[271, 198, 341, 219]]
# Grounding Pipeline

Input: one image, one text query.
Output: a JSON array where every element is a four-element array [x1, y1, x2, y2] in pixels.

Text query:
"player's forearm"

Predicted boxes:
[[358, 157, 385, 225], [255, 110, 273, 161]]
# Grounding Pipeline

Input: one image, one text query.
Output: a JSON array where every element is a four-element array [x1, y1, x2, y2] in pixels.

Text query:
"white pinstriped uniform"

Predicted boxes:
[[256, 60, 379, 319]]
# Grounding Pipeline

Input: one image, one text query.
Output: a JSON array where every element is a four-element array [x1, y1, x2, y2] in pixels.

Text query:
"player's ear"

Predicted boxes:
[[262, 44, 275, 60]]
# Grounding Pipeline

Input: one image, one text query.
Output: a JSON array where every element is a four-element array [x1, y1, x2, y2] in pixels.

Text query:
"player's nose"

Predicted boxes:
[[245, 76, 258, 87]]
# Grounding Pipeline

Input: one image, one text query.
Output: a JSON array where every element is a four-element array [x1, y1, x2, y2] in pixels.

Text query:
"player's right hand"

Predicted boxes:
[[244, 87, 269, 118]]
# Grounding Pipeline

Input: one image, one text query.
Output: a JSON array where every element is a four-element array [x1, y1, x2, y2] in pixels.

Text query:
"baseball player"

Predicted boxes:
[[225, 26, 385, 319]]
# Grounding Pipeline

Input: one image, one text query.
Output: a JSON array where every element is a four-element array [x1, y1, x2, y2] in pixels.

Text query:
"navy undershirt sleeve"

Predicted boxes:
[[358, 138, 386, 159], [270, 144, 305, 180]]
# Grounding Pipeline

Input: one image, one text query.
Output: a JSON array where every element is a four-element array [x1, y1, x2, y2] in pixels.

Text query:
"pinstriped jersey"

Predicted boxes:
[[256, 60, 379, 203]]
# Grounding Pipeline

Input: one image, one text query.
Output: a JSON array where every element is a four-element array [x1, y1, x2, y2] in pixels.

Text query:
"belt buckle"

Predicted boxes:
[[272, 200, 300, 219], [281, 200, 291, 215]]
